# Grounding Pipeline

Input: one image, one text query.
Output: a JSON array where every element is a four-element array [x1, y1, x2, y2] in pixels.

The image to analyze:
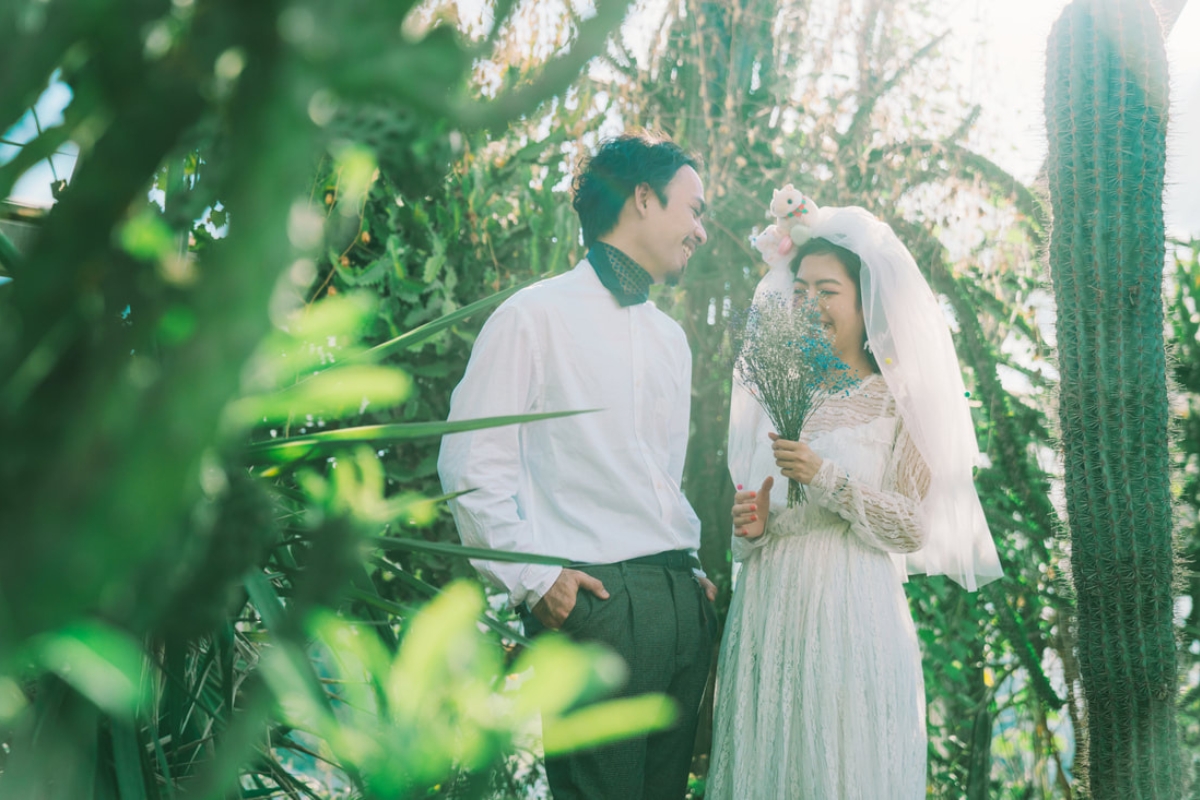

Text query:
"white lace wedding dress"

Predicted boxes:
[[708, 374, 930, 799]]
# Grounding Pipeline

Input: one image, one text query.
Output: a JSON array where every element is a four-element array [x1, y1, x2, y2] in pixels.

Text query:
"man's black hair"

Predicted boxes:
[[571, 131, 702, 249]]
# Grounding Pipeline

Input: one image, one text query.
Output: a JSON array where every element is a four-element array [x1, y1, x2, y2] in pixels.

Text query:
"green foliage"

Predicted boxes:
[[1045, 0, 1181, 795], [7, 0, 1193, 795], [0, 0, 649, 797], [1169, 238, 1200, 791], [255, 580, 673, 798]]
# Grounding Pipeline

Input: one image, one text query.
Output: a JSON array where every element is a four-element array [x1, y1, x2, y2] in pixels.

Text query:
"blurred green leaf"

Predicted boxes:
[[509, 634, 626, 720], [384, 490, 440, 526], [372, 535, 573, 566], [355, 567, 532, 647], [385, 581, 495, 717], [259, 643, 335, 736], [332, 143, 379, 218], [30, 623, 147, 719], [118, 210, 176, 262], [0, 227, 22, 272], [243, 409, 597, 464], [0, 675, 28, 728], [155, 305, 197, 346], [422, 228, 447, 283], [110, 720, 149, 800], [543, 694, 677, 755], [226, 364, 411, 427], [243, 293, 380, 392], [243, 571, 288, 633]]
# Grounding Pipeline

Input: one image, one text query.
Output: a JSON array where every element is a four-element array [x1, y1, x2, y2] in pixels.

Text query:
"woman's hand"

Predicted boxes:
[[769, 432, 824, 484], [732, 476, 774, 539]]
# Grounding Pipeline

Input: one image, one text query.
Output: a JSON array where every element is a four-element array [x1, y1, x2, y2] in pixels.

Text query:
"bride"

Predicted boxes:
[[707, 196, 1003, 799]]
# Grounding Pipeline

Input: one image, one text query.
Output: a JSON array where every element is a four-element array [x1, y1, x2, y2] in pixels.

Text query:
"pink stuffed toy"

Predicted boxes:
[[750, 183, 820, 265], [769, 183, 816, 256]]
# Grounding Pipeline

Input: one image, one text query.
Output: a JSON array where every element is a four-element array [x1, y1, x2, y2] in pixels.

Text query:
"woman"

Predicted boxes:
[[707, 198, 1003, 799]]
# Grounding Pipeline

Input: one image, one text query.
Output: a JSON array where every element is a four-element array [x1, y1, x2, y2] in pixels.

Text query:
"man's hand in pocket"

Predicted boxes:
[[533, 568, 610, 629]]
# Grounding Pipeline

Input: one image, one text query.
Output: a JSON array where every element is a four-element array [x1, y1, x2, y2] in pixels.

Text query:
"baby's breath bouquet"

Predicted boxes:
[[733, 293, 859, 507]]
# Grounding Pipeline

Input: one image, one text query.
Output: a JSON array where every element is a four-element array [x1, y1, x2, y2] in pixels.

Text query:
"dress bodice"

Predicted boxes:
[[806, 375, 898, 489], [773, 375, 898, 537], [734, 373, 932, 557]]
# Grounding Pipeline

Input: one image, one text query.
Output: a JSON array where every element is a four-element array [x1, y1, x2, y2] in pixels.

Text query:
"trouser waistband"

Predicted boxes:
[[573, 549, 700, 572]]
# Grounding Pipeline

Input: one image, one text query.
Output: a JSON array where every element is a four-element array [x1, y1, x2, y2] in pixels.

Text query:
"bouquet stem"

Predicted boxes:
[[787, 478, 806, 507]]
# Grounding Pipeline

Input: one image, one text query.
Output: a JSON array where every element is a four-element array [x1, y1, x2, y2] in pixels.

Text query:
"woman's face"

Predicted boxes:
[[794, 252, 867, 363]]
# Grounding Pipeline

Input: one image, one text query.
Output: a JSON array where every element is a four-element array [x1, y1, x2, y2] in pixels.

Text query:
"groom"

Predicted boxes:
[[438, 130, 716, 799]]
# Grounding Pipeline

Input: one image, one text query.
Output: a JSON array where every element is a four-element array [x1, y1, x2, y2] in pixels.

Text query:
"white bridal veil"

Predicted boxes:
[[729, 199, 1003, 591]]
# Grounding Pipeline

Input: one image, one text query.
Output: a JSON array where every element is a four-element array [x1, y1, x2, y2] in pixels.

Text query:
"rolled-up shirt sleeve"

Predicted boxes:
[[437, 303, 561, 608]]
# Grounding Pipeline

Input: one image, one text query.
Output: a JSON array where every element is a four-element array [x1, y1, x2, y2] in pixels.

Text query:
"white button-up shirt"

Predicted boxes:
[[437, 260, 702, 608]]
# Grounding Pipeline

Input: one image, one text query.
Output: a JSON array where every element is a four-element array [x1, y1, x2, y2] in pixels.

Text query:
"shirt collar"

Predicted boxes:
[[588, 242, 654, 306]]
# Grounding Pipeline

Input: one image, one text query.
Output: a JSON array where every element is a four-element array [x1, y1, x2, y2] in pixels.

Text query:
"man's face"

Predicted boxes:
[[639, 166, 708, 283]]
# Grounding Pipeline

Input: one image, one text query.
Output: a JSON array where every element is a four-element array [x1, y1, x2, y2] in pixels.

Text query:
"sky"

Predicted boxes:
[[3, 0, 1199, 238], [1, 79, 77, 209], [945, 0, 1200, 238]]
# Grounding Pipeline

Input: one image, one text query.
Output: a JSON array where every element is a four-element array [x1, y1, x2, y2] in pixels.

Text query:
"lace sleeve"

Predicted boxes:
[[731, 528, 771, 562], [808, 420, 931, 554]]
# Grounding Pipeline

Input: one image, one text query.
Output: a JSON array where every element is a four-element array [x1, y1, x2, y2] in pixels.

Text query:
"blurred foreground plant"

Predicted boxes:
[[0, 0, 646, 796], [259, 582, 673, 798]]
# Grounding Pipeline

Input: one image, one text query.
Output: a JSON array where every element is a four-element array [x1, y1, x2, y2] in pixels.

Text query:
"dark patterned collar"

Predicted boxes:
[[588, 242, 653, 306]]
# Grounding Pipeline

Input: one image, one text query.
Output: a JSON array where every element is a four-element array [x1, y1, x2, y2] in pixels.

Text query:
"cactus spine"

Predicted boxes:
[[1045, 0, 1181, 796]]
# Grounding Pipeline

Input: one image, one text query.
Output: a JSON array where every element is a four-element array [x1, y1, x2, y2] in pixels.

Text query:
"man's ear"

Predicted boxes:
[[633, 182, 654, 216]]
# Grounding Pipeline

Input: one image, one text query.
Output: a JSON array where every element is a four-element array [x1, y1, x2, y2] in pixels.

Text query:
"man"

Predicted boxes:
[[437, 130, 715, 799]]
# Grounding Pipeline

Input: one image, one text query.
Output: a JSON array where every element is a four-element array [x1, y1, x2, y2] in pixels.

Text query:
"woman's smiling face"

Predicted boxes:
[[793, 251, 866, 364]]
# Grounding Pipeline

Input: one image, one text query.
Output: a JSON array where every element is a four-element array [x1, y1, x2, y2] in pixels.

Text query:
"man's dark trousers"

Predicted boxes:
[[525, 556, 716, 800]]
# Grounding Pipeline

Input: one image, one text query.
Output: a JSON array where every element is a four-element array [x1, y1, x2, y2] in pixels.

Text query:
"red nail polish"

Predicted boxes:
[[736, 484, 743, 490], [750, 514, 758, 521]]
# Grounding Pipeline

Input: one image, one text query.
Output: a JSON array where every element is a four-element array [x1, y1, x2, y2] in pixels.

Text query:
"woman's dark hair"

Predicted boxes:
[[791, 237, 878, 372], [571, 131, 702, 248]]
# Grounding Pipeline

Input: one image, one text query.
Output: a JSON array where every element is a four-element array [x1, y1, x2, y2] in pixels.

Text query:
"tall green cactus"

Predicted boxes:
[[1045, 0, 1181, 796]]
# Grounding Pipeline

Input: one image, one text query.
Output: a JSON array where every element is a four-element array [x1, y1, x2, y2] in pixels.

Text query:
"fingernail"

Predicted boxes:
[[736, 484, 743, 490], [749, 492, 756, 498], [751, 514, 758, 521]]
